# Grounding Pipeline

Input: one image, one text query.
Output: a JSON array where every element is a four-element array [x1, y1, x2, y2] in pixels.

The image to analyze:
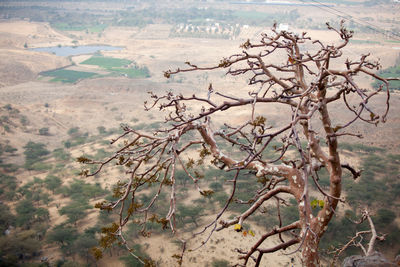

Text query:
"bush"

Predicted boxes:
[[28, 162, 52, 171], [38, 127, 50, 136], [64, 140, 72, 148], [15, 199, 37, 228], [44, 175, 62, 193], [211, 259, 229, 267], [53, 148, 71, 161], [46, 224, 78, 254], [211, 191, 229, 208], [61, 179, 107, 200], [67, 127, 80, 136], [375, 209, 396, 226], [97, 126, 107, 135], [120, 244, 153, 267], [209, 181, 223, 192], [0, 204, 15, 233], [23, 141, 50, 170], [59, 200, 90, 225], [20, 115, 29, 126]]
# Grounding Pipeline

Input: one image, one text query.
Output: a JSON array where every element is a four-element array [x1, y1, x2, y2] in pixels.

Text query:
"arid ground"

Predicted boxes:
[[0, 3, 399, 265]]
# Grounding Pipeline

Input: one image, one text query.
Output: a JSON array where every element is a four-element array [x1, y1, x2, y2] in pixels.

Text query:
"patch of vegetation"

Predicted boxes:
[[232, 9, 300, 25], [59, 200, 91, 225], [120, 244, 154, 267], [46, 224, 79, 254], [111, 67, 150, 78], [0, 143, 17, 156], [58, 179, 107, 201], [319, 149, 400, 261], [0, 142, 18, 172], [52, 148, 71, 161], [40, 69, 97, 83], [52, 22, 87, 31], [67, 126, 80, 136], [350, 39, 380, 44], [211, 259, 230, 267], [81, 55, 150, 78], [372, 54, 400, 91], [18, 178, 52, 206], [0, 105, 24, 133], [51, 21, 108, 33], [20, 115, 29, 126], [0, 227, 43, 264], [339, 142, 385, 153], [64, 128, 92, 148], [0, 173, 17, 199], [93, 148, 113, 160], [23, 141, 50, 170], [81, 56, 131, 68], [177, 204, 203, 228], [38, 127, 50, 136], [44, 175, 62, 193], [87, 24, 108, 33]]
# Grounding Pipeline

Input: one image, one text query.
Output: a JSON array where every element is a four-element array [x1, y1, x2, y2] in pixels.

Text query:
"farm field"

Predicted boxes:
[[41, 69, 98, 83], [81, 56, 151, 78], [81, 56, 132, 68], [39, 56, 151, 83]]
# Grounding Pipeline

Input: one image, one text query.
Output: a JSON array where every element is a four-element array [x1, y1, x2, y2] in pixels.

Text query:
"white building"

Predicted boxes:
[[278, 23, 289, 31]]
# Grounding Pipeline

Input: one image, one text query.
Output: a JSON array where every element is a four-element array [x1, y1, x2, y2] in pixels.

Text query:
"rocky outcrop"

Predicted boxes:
[[342, 252, 397, 267]]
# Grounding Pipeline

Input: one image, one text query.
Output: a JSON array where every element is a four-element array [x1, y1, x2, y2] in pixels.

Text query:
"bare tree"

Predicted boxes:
[[330, 209, 386, 266], [82, 22, 396, 266]]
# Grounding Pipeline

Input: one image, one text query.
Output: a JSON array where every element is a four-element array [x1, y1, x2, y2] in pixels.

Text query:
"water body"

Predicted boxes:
[[31, 45, 123, 57]]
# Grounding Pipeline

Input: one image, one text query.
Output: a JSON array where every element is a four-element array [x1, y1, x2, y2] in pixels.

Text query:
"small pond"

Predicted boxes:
[[31, 45, 123, 57]]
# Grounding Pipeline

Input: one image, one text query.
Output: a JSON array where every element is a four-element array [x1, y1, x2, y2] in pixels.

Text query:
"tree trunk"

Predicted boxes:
[[302, 233, 321, 267]]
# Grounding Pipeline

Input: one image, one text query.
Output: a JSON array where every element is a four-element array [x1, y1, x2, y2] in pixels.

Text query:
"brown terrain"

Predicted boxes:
[[0, 5, 399, 266]]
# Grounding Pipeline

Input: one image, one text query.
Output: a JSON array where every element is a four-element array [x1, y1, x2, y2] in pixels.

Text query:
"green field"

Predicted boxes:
[[111, 68, 150, 78], [51, 23, 87, 31], [81, 56, 151, 78], [88, 24, 108, 33], [81, 56, 132, 69], [41, 69, 97, 83], [41, 56, 150, 83], [52, 23, 108, 33], [372, 63, 400, 91]]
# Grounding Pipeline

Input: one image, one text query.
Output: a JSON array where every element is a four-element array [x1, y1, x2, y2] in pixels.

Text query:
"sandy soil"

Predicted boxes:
[[141, 213, 302, 267]]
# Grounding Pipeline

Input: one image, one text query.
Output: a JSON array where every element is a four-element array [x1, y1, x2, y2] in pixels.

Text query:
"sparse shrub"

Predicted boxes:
[[23, 141, 50, 170], [20, 115, 29, 126], [3, 104, 12, 110], [28, 162, 52, 171], [44, 175, 62, 193], [59, 200, 90, 225], [64, 140, 72, 148], [209, 181, 223, 192], [211, 259, 229, 267], [67, 127, 80, 136], [97, 126, 107, 135], [53, 148, 71, 161], [120, 244, 154, 267], [39, 127, 50, 136]]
